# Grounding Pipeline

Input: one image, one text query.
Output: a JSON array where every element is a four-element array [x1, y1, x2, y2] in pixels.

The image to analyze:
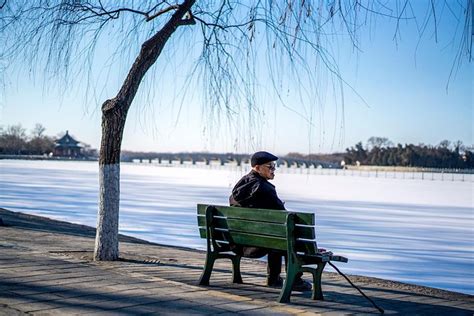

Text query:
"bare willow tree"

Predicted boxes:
[[1, 1, 471, 260]]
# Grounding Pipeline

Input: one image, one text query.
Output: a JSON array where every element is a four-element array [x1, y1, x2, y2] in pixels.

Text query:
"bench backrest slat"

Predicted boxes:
[[229, 231, 287, 250], [197, 216, 315, 239], [199, 227, 317, 253], [197, 204, 314, 225]]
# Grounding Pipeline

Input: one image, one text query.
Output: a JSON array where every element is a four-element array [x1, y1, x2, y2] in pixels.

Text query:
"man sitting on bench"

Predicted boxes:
[[229, 151, 312, 291]]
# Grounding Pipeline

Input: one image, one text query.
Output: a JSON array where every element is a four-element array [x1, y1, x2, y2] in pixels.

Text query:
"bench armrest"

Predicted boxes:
[[319, 250, 348, 263], [329, 255, 348, 263], [299, 252, 349, 264]]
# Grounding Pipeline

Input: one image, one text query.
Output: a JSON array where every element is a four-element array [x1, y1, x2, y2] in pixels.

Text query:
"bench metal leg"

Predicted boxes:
[[278, 264, 298, 303], [199, 252, 216, 285], [231, 255, 243, 283], [311, 262, 326, 300]]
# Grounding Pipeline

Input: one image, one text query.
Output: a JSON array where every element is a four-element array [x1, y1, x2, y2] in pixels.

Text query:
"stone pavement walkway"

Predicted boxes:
[[0, 208, 473, 315]]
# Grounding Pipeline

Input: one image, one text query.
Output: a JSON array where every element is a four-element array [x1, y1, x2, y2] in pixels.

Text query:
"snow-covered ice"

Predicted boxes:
[[0, 160, 472, 294]]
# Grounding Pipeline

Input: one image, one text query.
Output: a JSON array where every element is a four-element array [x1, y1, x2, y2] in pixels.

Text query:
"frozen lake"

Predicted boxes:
[[1, 160, 473, 295]]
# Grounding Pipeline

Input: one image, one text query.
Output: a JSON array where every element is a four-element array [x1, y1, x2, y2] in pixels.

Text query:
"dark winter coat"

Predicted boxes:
[[229, 170, 285, 210], [229, 170, 285, 258]]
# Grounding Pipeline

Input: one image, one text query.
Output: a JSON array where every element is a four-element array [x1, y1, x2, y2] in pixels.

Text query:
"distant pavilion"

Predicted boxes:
[[53, 131, 82, 157]]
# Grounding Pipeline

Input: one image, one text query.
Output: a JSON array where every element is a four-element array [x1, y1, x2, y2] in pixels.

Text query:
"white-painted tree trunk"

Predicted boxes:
[[92, 0, 196, 261], [94, 163, 120, 260]]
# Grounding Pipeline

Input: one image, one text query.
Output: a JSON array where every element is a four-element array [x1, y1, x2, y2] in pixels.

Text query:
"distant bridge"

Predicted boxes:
[[121, 152, 337, 169]]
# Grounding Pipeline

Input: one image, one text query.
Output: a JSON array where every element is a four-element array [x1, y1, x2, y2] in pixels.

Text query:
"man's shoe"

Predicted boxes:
[[267, 276, 284, 288], [292, 278, 312, 291]]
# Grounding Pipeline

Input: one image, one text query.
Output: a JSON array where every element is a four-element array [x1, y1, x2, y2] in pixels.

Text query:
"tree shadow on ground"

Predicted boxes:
[[0, 208, 151, 244]]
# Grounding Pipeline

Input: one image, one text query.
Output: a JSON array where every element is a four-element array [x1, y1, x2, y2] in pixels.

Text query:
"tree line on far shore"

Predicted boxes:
[[288, 137, 474, 169], [0, 124, 55, 155], [2, 124, 472, 169]]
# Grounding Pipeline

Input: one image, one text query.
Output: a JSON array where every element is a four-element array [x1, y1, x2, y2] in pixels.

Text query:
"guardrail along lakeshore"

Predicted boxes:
[[129, 159, 473, 182]]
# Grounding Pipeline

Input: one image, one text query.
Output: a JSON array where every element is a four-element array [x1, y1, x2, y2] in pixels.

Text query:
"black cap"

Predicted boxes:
[[250, 151, 278, 167]]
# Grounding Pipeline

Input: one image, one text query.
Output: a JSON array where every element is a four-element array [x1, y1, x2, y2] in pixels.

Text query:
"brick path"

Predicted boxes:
[[1, 208, 473, 315]]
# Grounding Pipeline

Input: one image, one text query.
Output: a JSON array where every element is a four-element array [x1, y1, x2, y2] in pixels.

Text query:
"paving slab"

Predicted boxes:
[[1, 208, 473, 315]]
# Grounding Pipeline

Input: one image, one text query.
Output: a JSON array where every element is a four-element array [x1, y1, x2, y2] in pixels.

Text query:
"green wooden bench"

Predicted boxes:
[[197, 204, 348, 303]]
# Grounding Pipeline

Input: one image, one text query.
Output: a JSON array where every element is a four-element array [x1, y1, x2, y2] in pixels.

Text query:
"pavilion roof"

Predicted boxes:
[[55, 131, 82, 148]]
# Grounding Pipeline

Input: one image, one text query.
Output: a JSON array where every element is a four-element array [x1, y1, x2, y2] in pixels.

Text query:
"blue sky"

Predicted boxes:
[[1, 2, 472, 155]]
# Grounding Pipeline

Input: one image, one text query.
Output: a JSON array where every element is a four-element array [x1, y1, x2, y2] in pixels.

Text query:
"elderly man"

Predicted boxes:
[[229, 151, 312, 291]]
